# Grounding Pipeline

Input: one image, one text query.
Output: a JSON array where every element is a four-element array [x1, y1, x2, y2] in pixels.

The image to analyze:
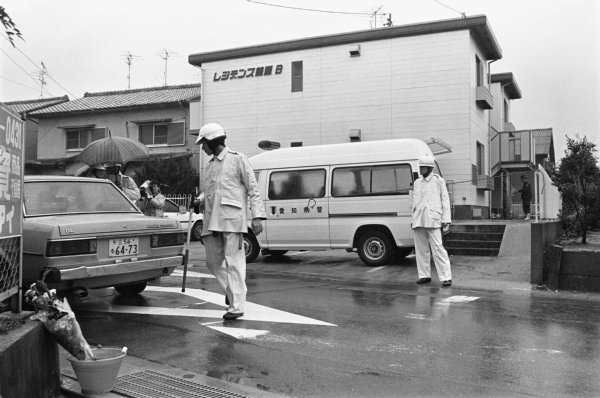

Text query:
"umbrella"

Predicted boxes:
[[77, 136, 149, 167]]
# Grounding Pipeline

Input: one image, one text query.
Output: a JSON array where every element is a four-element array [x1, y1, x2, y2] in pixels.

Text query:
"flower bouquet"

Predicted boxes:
[[25, 281, 94, 360]]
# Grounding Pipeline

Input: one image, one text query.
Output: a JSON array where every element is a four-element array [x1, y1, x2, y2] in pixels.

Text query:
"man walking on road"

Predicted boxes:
[[194, 123, 266, 320], [410, 155, 452, 287]]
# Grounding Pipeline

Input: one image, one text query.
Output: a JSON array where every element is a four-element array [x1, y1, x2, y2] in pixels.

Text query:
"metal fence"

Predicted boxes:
[[165, 194, 193, 208], [0, 236, 21, 302]]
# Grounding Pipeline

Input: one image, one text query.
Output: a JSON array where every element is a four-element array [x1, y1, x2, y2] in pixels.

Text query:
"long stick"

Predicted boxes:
[[181, 196, 194, 292]]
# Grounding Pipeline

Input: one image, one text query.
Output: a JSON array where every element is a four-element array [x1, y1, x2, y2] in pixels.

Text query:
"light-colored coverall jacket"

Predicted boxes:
[[202, 147, 266, 235], [410, 173, 451, 228]]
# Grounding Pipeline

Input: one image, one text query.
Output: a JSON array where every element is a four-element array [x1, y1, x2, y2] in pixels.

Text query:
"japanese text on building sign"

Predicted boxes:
[[213, 64, 283, 82], [0, 106, 24, 237]]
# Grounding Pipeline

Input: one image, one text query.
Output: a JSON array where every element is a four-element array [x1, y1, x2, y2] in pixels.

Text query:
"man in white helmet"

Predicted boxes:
[[410, 155, 452, 287], [194, 122, 266, 320]]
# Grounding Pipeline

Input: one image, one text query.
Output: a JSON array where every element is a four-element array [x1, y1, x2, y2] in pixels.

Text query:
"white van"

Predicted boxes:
[[244, 139, 437, 266]]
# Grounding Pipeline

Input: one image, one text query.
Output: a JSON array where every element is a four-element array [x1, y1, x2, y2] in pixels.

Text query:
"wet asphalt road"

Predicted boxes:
[[68, 243, 600, 397]]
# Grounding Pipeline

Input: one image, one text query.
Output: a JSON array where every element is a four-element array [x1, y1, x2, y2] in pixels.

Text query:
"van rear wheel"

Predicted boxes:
[[357, 230, 394, 266], [114, 282, 147, 296]]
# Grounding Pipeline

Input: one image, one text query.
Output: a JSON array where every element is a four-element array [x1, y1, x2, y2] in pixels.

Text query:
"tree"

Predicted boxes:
[[551, 136, 600, 244], [0, 6, 23, 47], [134, 156, 199, 197]]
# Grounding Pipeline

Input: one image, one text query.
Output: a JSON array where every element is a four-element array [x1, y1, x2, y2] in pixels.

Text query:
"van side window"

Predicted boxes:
[[332, 164, 412, 197], [268, 169, 326, 200]]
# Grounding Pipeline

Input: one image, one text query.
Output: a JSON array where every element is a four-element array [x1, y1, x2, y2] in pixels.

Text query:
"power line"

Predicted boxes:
[[246, 0, 373, 15], [0, 33, 76, 97], [0, 75, 39, 92], [0, 47, 53, 97], [433, 0, 466, 18]]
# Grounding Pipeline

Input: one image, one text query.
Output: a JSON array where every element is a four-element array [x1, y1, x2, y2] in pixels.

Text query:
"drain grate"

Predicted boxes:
[[113, 369, 252, 398]]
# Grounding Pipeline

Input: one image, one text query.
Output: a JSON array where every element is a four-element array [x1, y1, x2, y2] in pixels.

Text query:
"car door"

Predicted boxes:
[[264, 167, 330, 249]]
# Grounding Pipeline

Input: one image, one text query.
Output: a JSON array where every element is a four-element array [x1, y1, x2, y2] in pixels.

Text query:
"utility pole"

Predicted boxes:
[[159, 49, 171, 86], [38, 61, 47, 98]]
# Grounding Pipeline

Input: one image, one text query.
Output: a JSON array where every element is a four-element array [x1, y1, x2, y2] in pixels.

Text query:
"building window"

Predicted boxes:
[[66, 127, 106, 150], [509, 137, 521, 161], [503, 99, 509, 123], [291, 142, 303, 147], [476, 55, 484, 87], [476, 141, 485, 174], [139, 121, 185, 146], [291, 61, 303, 92]]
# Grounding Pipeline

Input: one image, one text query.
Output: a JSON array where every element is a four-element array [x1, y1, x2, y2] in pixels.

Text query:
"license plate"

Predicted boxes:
[[109, 237, 139, 257]]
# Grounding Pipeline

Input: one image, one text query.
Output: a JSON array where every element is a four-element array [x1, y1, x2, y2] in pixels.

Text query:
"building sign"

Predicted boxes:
[[0, 105, 24, 303], [214, 64, 283, 82]]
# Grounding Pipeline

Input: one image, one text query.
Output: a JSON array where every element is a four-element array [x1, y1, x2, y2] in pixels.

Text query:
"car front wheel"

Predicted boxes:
[[191, 221, 203, 241], [357, 230, 394, 266], [114, 282, 147, 296]]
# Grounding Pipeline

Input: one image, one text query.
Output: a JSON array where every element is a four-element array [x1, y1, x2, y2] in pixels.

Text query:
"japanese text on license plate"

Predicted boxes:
[[109, 237, 139, 257]]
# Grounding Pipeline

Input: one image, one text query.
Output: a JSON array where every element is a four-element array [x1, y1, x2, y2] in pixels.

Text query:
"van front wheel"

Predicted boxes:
[[357, 231, 394, 266], [244, 233, 260, 263]]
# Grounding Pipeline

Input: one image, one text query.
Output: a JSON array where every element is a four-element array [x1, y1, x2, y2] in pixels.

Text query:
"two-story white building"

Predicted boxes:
[[187, 15, 518, 220]]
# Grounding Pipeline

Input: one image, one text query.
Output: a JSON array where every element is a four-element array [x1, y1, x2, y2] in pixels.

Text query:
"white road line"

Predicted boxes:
[[405, 295, 480, 321], [172, 270, 215, 279], [288, 251, 311, 256], [367, 266, 387, 273]]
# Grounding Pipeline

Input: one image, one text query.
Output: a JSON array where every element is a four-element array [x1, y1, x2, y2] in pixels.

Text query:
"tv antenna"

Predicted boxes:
[[121, 51, 140, 89], [158, 49, 179, 86]]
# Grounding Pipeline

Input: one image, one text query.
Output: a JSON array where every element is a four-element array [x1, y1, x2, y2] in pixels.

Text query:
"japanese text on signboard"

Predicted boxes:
[[0, 107, 23, 237], [214, 64, 284, 82]]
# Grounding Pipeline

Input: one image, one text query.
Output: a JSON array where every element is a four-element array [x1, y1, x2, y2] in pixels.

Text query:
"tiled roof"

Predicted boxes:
[[3, 96, 69, 114], [30, 84, 201, 116]]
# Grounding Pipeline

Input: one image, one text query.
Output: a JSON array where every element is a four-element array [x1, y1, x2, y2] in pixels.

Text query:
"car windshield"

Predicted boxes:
[[24, 180, 139, 216]]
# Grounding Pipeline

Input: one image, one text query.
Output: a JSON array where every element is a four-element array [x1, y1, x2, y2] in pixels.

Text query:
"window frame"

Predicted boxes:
[[476, 141, 485, 175], [65, 127, 106, 151], [291, 60, 303, 92], [138, 120, 186, 147], [268, 168, 326, 200], [331, 163, 413, 198], [476, 55, 484, 87]]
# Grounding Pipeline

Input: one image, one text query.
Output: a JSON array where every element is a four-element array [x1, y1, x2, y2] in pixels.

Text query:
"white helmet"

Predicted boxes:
[[418, 155, 436, 168], [196, 123, 226, 144]]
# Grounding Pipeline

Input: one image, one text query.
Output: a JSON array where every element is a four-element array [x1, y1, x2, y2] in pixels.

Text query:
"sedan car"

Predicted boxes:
[[161, 198, 203, 241], [22, 176, 185, 295]]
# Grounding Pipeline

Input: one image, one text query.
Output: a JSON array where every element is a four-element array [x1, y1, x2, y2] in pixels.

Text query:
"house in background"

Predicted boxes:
[[2, 96, 70, 171], [489, 72, 556, 218], [28, 84, 201, 176], [187, 14, 557, 220]]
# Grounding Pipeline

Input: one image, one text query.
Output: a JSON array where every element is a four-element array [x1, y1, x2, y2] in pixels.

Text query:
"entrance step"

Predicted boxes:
[[444, 224, 506, 256]]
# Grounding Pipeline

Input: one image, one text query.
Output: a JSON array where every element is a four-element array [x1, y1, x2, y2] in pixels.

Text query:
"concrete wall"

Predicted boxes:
[[559, 249, 600, 292], [198, 29, 494, 218], [0, 316, 60, 398], [530, 221, 562, 284]]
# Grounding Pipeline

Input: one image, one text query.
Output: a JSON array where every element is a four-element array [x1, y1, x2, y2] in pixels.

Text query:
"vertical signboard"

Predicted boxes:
[[0, 105, 24, 307]]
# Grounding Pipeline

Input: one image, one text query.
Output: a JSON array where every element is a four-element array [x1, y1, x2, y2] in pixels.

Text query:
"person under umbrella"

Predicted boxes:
[[91, 164, 140, 203]]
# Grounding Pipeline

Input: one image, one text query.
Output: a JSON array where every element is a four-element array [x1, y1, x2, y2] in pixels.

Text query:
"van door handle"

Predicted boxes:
[[270, 206, 276, 215]]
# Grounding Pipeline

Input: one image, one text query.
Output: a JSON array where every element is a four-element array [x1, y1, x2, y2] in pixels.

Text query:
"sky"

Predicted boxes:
[[1, 0, 599, 159]]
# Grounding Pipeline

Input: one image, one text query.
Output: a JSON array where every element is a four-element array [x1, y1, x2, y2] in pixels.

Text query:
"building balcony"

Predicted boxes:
[[490, 130, 536, 175], [476, 86, 493, 110]]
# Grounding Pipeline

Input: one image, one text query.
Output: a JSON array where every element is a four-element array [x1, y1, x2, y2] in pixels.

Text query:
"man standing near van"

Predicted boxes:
[[410, 155, 452, 287], [194, 123, 266, 321]]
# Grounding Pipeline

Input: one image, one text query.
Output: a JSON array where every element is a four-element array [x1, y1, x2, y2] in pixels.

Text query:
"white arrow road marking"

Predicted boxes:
[[406, 295, 480, 321], [149, 286, 336, 326], [171, 270, 215, 278], [207, 326, 270, 339], [92, 286, 336, 328]]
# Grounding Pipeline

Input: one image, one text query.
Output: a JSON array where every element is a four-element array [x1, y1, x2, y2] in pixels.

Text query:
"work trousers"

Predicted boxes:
[[203, 232, 247, 314], [413, 227, 452, 281]]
